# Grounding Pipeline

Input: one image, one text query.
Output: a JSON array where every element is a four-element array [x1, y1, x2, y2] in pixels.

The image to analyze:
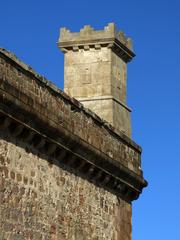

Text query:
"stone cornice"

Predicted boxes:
[[58, 38, 135, 63], [0, 106, 147, 202], [0, 48, 147, 202], [58, 23, 135, 62]]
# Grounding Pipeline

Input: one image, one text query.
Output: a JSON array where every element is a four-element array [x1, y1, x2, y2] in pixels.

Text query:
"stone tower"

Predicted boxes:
[[0, 24, 147, 239], [58, 23, 135, 137]]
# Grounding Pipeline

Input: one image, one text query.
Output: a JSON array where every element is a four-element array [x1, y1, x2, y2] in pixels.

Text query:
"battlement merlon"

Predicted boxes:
[[58, 23, 135, 63]]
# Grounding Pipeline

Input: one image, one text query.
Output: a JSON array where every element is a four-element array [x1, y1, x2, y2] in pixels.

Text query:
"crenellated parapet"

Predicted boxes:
[[58, 23, 135, 63]]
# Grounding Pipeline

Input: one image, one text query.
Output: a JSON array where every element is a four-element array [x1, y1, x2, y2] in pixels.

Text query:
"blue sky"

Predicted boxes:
[[1, 0, 180, 239]]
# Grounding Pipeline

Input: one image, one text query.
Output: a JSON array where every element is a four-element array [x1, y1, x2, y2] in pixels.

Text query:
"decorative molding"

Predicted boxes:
[[0, 103, 147, 202]]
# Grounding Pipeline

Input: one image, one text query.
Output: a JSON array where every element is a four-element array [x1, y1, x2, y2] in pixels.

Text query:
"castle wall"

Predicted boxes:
[[0, 48, 146, 240], [0, 132, 131, 240], [0, 48, 141, 175]]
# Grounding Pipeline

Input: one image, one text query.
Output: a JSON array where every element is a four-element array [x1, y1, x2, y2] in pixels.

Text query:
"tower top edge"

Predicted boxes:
[[58, 23, 133, 51]]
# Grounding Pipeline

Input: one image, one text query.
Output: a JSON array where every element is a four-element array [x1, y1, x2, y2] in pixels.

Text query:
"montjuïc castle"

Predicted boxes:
[[0, 23, 147, 240]]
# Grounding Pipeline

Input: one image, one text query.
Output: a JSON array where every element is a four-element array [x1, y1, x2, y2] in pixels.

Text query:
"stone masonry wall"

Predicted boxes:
[[59, 23, 134, 137], [0, 49, 142, 175], [0, 48, 146, 240], [0, 131, 132, 240]]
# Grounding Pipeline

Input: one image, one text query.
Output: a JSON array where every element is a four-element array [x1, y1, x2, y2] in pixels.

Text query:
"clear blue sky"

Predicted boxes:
[[1, 0, 180, 239]]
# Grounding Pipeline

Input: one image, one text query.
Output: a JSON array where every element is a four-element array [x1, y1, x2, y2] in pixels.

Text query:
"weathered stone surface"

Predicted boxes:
[[0, 48, 143, 176], [0, 39, 147, 240], [0, 134, 132, 240], [58, 23, 134, 137]]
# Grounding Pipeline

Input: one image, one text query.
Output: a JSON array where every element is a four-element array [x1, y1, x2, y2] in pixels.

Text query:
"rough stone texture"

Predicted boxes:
[[0, 132, 132, 240], [0, 48, 142, 175], [58, 23, 134, 137], [0, 42, 147, 240]]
